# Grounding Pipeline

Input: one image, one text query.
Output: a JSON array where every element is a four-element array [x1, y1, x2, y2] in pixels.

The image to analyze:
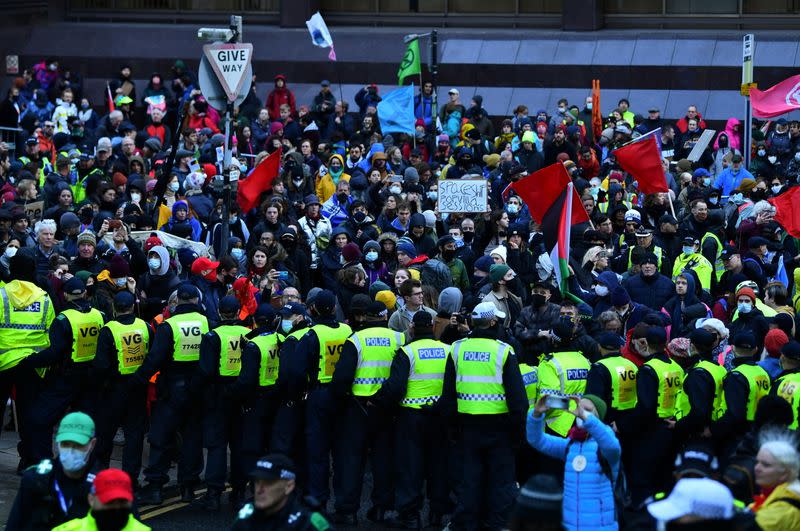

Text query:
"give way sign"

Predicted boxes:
[[202, 43, 254, 103]]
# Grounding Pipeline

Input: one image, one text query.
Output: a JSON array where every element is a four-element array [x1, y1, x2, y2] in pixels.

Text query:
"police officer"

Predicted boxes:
[[237, 303, 282, 507], [586, 331, 638, 428], [674, 328, 726, 444], [231, 454, 331, 531], [536, 320, 591, 439], [92, 290, 152, 482], [379, 311, 451, 529], [442, 302, 527, 530], [329, 300, 404, 524], [135, 283, 209, 505], [196, 296, 251, 510], [711, 330, 770, 459], [515, 358, 540, 485], [0, 250, 55, 470], [290, 289, 352, 508], [771, 341, 800, 430], [7, 412, 100, 530], [26, 276, 104, 462], [629, 326, 684, 506], [271, 302, 312, 457]]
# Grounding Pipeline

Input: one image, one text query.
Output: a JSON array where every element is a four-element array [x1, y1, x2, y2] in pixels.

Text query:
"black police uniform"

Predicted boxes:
[[6, 457, 100, 530]]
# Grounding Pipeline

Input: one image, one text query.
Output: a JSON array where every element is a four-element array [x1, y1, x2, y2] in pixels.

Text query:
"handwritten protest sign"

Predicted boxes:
[[24, 201, 44, 222], [438, 178, 488, 213], [102, 230, 211, 258]]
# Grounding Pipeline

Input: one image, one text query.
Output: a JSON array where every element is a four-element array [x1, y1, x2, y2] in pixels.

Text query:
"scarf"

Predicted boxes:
[[233, 276, 258, 321], [567, 425, 589, 442]]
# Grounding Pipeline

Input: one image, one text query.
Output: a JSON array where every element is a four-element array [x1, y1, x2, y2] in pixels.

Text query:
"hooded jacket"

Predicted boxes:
[[138, 245, 181, 321], [265, 74, 296, 120], [315, 154, 351, 203]]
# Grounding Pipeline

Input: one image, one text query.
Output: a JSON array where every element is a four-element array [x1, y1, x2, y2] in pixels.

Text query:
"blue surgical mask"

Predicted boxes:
[[59, 446, 90, 472], [231, 248, 245, 260], [772, 185, 782, 195], [281, 319, 294, 334], [390, 185, 402, 195], [795, 152, 800, 161], [507, 203, 519, 214], [169, 182, 179, 192], [709, 196, 719, 205], [730, 193, 743, 203], [365, 251, 378, 262], [702, 177, 711, 186], [737, 302, 752, 314], [682, 246, 694, 256], [757, 149, 766, 157], [453, 236, 464, 248], [427, 191, 438, 201], [115, 278, 127, 287], [229, 216, 238, 224], [148, 258, 161, 270]]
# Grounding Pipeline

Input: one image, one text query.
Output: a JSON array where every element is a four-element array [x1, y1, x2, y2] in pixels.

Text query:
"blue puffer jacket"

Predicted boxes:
[[527, 412, 621, 531]]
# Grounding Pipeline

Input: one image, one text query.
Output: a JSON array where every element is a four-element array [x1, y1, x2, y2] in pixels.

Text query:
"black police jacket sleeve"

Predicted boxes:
[[633, 364, 660, 427], [286, 331, 319, 394], [673, 368, 715, 440], [6, 470, 37, 529], [710, 372, 749, 440], [586, 363, 613, 406], [441, 356, 457, 417], [91, 325, 117, 380], [372, 351, 410, 407], [197, 332, 222, 381], [24, 316, 73, 368], [233, 342, 261, 397], [330, 340, 357, 398], [503, 353, 528, 421], [132, 322, 174, 385]]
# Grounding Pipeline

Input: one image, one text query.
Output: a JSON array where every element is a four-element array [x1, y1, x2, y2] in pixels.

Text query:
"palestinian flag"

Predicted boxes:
[[510, 164, 588, 300]]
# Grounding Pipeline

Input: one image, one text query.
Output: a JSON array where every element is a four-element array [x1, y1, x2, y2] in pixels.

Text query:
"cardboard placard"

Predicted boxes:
[[437, 178, 488, 213]]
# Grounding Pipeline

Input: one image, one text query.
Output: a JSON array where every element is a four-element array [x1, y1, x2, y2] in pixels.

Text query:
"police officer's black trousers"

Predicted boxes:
[[332, 397, 394, 514], [393, 407, 450, 517], [29, 371, 94, 461], [628, 422, 675, 507], [95, 380, 147, 482], [451, 423, 517, 531], [270, 400, 307, 487], [144, 375, 203, 488], [305, 387, 337, 504], [203, 386, 245, 492], [0, 364, 39, 464], [239, 390, 279, 491]]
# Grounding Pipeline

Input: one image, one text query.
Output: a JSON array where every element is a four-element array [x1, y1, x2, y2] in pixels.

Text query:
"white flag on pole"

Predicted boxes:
[[306, 12, 337, 61]]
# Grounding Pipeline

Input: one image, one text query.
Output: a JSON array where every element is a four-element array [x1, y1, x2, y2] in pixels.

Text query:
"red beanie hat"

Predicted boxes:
[[765, 329, 789, 358], [735, 287, 756, 304]]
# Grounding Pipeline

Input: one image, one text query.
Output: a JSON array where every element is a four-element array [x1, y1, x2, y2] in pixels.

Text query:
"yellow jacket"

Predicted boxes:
[[754, 481, 800, 531], [315, 154, 350, 203]]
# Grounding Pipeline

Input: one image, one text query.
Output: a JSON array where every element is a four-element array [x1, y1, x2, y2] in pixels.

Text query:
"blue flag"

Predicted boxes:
[[377, 84, 415, 135]]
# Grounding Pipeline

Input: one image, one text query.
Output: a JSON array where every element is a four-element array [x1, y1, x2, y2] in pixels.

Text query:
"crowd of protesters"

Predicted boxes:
[[0, 57, 799, 530]]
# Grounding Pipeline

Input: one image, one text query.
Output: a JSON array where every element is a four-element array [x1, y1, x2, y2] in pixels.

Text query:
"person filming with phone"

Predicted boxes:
[[527, 393, 621, 531]]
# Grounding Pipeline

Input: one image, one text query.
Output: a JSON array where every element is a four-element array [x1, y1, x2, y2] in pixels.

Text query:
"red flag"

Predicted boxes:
[[751, 74, 800, 119], [237, 150, 281, 212], [613, 136, 667, 195], [106, 84, 115, 113], [769, 186, 800, 238], [510, 162, 588, 227]]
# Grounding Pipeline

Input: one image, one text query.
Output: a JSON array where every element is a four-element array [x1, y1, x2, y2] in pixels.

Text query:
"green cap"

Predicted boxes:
[[56, 412, 95, 445], [582, 394, 607, 421]]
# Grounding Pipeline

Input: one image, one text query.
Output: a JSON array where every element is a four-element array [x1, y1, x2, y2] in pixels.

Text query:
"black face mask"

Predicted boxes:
[[531, 294, 547, 308], [337, 192, 348, 204], [93, 508, 131, 531], [462, 231, 475, 243], [353, 211, 367, 224], [751, 190, 767, 202], [442, 249, 456, 262]]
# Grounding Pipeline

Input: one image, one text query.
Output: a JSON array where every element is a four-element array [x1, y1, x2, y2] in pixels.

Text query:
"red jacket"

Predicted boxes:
[[187, 114, 220, 134], [266, 75, 297, 121], [675, 112, 708, 134]]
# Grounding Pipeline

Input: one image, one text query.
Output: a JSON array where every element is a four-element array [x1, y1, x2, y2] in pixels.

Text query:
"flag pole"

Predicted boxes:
[[667, 191, 677, 218]]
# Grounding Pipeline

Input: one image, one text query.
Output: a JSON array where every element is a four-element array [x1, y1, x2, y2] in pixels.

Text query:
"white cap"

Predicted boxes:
[[624, 209, 641, 222], [471, 302, 505, 321], [448, 88, 459, 95], [647, 478, 734, 522]]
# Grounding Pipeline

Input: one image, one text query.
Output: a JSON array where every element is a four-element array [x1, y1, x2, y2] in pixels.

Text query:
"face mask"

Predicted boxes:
[[453, 236, 464, 248], [757, 149, 766, 157], [353, 211, 367, 223], [531, 294, 546, 307], [442, 249, 456, 262], [737, 302, 752, 314], [390, 185, 402, 195], [365, 251, 378, 262], [462, 231, 475, 243], [507, 204, 519, 214], [336, 192, 348, 204], [558, 107, 566, 114], [148, 258, 161, 270], [427, 191, 438, 201], [169, 182, 179, 192], [81, 103, 89, 110], [768, 155, 778, 164], [772, 185, 782, 195], [795, 152, 800, 161], [575, 417, 585, 428], [586, 103, 593, 110], [682, 246, 694, 256], [281, 319, 294, 334], [114, 278, 127, 287], [702, 177, 711, 187], [709, 196, 719, 205], [92, 507, 131, 531], [719, 139, 728, 148], [231, 248, 245, 260], [58, 446, 90, 472], [293, 177, 303, 186], [730, 193, 743, 203], [130, 192, 141, 203], [4, 247, 17, 258], [594, 285, 609, 297]]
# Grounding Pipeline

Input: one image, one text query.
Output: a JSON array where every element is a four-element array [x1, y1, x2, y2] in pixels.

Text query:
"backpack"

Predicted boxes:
[[565, 439, 630, 525], [420, 258, 453, 294]]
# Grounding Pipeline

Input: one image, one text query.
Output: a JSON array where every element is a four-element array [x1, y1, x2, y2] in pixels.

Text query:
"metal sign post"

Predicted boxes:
[[741, 34, 755, 168]]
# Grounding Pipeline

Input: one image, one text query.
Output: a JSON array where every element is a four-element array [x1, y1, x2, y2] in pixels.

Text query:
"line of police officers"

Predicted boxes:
[[3, 246, 800, 529]]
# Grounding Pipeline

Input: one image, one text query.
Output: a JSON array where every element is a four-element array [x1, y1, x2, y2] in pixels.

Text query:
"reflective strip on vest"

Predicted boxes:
[[250, 333, 280, 387], [105, 319, 150, 375], [314, 323, 353, 384], [351, 327, 404, 396], [595, 356, 638, 410], [645, 357, 684, 419], [167, 312, 209, 362], [538, 351, 590, 436], [401, 339, 449, 408], [700, 231, 725, 281], [215, 325, 250, 377], [776, 373, 800, 430], [0, 288, 52, 371], [451, 337, 511, 415], [519, 363, 539, 408], [62, 308, 104, 363]]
